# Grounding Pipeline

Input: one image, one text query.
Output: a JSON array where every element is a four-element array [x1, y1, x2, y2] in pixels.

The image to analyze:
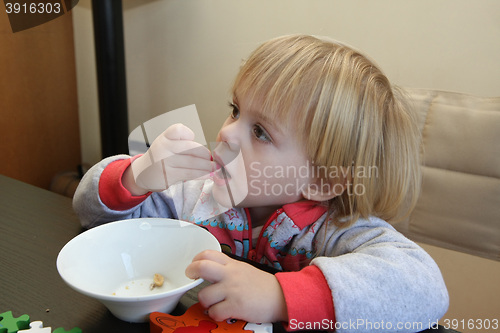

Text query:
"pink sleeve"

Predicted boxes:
[[275, 265, 336, 331], [98, 157, 151, 210]]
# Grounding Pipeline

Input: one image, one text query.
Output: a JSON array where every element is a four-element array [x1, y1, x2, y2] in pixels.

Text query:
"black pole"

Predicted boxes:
[[91, 0, 129, 158]]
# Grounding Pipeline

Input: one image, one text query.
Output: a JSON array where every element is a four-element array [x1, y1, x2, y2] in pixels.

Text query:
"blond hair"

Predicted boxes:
[[232, 35, 421, 227]]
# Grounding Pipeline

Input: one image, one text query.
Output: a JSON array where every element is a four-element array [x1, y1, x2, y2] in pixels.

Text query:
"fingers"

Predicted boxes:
[[163, 154, 214, 172], [192, 249, 231, 265], [163, 123, 195, 141], [170, 141, 212, 159], [132, 124, 215, 191], [185, 251, 235, 320], [204, 294, 236, 322], [196, 283, 227, 315], [185, 250, 231, 282], [162, 155, 214, 186], [149, 123, 211, 161], [152, 138, 212, 162], [185, 250, 289, 324], [185, 259, 224, 282], [148, 124, 213, 186]]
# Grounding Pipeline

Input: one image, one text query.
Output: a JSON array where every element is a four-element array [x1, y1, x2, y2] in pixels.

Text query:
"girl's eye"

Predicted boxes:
[[253, 124, 272, 143], [228, 102, 240, 120]]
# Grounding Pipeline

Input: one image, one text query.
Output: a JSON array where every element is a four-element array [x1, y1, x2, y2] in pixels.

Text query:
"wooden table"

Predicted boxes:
[[0, 175, 458, 332], [0, 175, 148, 331]]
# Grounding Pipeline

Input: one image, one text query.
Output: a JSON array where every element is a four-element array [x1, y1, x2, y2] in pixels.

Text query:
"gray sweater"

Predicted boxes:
[[73, 155, 449, 332]]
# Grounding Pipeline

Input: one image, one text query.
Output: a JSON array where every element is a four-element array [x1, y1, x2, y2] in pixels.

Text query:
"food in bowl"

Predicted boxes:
[[56, 218, 221, 322], [151, 273, 165, 290]]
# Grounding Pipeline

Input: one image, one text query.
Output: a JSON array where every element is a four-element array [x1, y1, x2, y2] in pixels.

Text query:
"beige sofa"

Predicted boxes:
[[394, 88, 500, 333]]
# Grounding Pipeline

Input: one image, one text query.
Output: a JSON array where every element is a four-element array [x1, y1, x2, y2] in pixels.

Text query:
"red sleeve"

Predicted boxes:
[[98, 157, 151, 210], [275, 265, 335, 331]]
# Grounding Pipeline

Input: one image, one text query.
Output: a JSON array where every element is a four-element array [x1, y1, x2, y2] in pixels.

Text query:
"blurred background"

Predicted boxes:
[[2, 0, 499, 190], [74, 0, 500, 165]]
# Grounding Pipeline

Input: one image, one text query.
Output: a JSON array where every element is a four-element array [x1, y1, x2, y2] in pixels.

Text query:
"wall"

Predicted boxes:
[[73, 0, 500, 165]]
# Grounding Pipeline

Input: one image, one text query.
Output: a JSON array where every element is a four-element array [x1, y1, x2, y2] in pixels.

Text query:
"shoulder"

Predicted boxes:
[[317, 215, 415, 255]]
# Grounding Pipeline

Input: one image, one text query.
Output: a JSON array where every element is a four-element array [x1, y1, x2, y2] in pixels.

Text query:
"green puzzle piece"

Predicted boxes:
[[0, 311, 30, 333], [53, 328, 82, 333]]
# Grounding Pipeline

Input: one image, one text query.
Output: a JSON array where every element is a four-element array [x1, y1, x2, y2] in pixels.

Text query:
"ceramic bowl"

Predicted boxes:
[[57, 218, 220, 322]]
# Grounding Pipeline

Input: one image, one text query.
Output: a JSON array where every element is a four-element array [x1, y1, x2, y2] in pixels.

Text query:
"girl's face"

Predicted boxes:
[[210, 92, 314, 209]]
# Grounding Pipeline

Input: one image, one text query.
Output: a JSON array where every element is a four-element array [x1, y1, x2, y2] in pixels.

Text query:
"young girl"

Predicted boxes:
[[74, 35, 448, 331]]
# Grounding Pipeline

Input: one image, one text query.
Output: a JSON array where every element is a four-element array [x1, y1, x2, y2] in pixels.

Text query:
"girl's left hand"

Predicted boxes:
[[185, 250, 288, 324]]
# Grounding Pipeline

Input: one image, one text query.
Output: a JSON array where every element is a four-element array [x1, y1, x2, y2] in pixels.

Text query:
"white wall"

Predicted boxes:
[[73, 0, 500, 164]]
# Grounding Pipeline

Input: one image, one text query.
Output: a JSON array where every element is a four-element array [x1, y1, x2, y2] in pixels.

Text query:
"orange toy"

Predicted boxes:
[[150, 302, 272, 333]]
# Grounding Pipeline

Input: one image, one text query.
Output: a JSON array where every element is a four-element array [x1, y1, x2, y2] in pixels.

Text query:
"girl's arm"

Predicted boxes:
[[73, 123, 213, 229], [72, 155, 179, 228], [286, 218, 449, 333]]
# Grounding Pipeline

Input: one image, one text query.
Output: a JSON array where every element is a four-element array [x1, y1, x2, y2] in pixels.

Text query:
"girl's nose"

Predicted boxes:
[[213, 123, 241, 166], [216, 120, 241, 152]]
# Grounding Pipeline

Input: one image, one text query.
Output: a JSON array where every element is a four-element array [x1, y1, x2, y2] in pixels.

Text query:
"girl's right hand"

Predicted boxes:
[[125, 123, 214, 194]]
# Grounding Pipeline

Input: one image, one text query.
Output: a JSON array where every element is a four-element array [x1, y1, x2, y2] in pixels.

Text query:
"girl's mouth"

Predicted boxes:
[[209, 150, 240, 208], [211, 157, 231, 187]]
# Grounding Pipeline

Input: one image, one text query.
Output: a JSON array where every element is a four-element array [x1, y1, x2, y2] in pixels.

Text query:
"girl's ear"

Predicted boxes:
[[301, 167, 351, 201]]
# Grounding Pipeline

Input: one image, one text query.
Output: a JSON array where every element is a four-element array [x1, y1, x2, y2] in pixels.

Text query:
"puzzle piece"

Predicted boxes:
[[18, 321, 50, 333], [16, 321, 82, 333], [0, 311, 30, 333], [173, 320, 217, 333], [53, 328, 82, 333], [0, 312, 81, 333], [150, 302, 261, 333], [243, 323, 273, 333]]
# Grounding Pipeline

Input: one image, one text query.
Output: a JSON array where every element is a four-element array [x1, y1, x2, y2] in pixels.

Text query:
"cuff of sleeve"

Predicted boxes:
[[98, 156, 151, 211], [275, 265, 335, 331]]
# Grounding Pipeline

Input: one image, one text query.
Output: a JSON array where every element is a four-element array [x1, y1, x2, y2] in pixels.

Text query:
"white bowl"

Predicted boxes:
[[57, 218, 220, 323]]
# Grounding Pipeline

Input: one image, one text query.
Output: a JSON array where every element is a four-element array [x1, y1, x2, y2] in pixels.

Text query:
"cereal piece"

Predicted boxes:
[[150, 273, 165, 290]]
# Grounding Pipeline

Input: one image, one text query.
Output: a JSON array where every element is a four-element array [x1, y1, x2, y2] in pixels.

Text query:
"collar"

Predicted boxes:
[[282, 201, 328, 230]]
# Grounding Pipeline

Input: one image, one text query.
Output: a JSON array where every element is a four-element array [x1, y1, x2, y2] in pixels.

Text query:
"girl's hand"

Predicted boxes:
[[125, 123, 214, 194], [185, 250, 288, 324]]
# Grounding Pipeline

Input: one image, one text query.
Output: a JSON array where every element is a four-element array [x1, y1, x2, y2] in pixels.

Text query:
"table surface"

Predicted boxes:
[[0, 175, 458, 333]]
